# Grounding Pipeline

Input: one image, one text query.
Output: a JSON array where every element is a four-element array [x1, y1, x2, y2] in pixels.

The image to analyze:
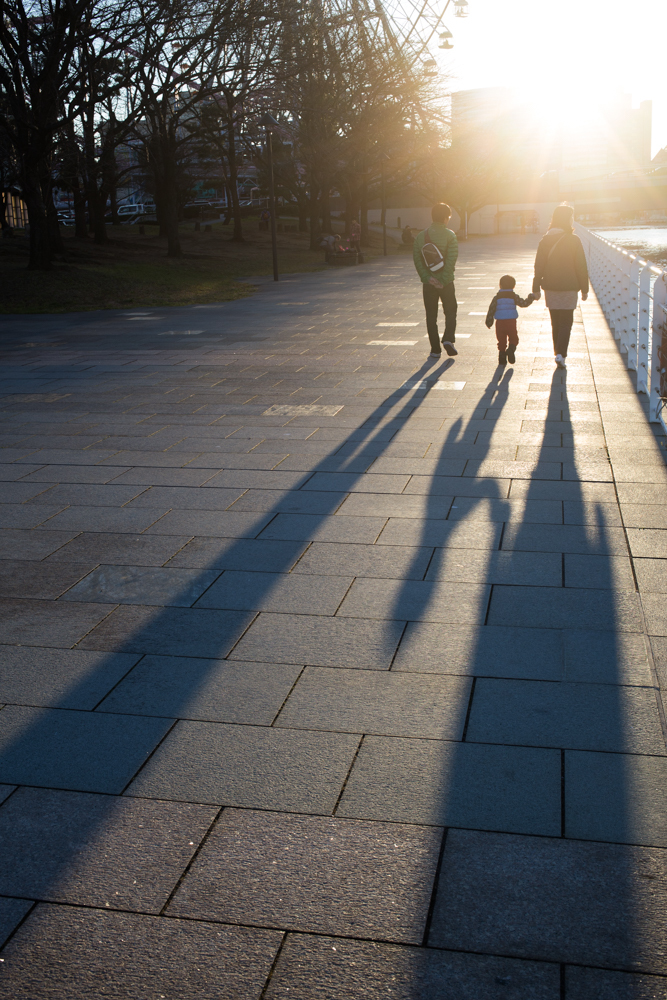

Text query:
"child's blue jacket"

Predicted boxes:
[[485, 289, 534, 328]]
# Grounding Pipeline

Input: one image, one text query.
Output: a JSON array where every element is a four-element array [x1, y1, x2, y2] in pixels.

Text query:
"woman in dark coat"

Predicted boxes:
[[532, 204, 589, 369]]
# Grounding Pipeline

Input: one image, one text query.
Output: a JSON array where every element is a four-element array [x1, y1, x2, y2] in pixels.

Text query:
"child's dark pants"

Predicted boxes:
[[495, 318, 519, 352]]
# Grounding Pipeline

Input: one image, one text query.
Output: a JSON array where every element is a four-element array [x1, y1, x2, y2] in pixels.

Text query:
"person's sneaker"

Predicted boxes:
[[442, 341, 458, 356], [555, 354, 566, 368], [428, 352, 441, 359], [507, 345, 516, 364], [498, 349, 507, 365]]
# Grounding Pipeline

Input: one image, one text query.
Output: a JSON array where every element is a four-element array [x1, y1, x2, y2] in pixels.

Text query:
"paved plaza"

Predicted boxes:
[[1, 235, 667, 997]]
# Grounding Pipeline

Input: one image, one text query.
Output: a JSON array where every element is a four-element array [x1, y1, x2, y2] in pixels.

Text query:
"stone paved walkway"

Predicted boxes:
[[0, 235, 666, 998]]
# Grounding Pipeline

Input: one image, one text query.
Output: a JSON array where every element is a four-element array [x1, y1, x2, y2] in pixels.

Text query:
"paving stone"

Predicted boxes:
[[45, 531, 193, 566], [98, 656, 301, 724], [0, 528, 79, 561], [448, 497, 563, 524], [616, 483, 667, 505], [41, 505, 168, 533], [291, 541, 433, 579], [229, 612, 404, 668], [563, 553, 635, 591], [622, 505, 667, 529], [165, 535, 308, 571], [258, 512, 387, 543], [204, 471, 311, 493], [563, 631, 652, 685], [337, 736, 560, 835], [0, 897, 33, 948], [302, 472, 411, 493], [392, 622, 563, 679], [61, 564, 220, 606], [0, 786, 217, 910], [377, 517, 502, 548], [425, 548, 561, 586], [277, 666, 470, 739], [79, 605, 254, 657], [0, 646, 140, 709], [125, 485, 247, 510], [0, 463, 46, 481], [0, 598, 113, 647], [509, 480, 617, 502], [428, 828, 667, 973], [25, 483, 148, 506], [143, 509, 272, 536], [563, 502, 623, 526], [466, 678, 665, 754], [0, 905, 281, 999], [128, 721, 358, 811], [265, 934, 560, 1000], [0, 559, 95, 599], [0, 705, 173, 792], [0, 503, 68, 528], [0, 482, 56, 503], [502, 523, 629, 554], [565, 965, 667, 999], [565, 751, 667, 847], [634, 559, 667, 594], [0, 783, 16, 805], [336, 493, 454, 519], [487, 585, 643, 632], [337, 577, 490, 624], [168, 809, 441, 943], [404, 475, 511, 498], [627, 529, 667, 559], [109, 467, 224, 486], [194, 570, 352, 614], [635, 593, 667, 636]]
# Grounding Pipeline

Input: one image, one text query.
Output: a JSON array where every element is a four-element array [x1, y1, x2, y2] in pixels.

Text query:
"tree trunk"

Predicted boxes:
[[46, 188, 64, 255], [297, 192, 308, 232], [320, 185, 331, 233], [23, 180, 52, 270], [72, 180, 87, 238], [360, 171, 369, 247], [226, 110, 243, 242], [308, 179, 321, 250], [110, 185, 120, 226], [0, 192, 12, 236], [163, 154, 181, 257]]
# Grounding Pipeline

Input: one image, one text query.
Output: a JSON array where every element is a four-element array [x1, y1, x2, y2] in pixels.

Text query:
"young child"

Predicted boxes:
[[485, 275, 535, 365]]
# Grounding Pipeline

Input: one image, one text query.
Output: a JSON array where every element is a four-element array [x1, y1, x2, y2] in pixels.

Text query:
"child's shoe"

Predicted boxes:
[[442, 340, 458, 356], [555, 354, 566, 369], [498, 349, 507, 365], [507, 345, 516, 364]]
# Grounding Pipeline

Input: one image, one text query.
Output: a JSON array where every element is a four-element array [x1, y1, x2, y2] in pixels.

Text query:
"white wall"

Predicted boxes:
[[368, 202, 559, 235]]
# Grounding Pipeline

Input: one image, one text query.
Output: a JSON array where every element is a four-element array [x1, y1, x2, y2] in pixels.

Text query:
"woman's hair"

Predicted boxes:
[[549, 204, 574, 232]]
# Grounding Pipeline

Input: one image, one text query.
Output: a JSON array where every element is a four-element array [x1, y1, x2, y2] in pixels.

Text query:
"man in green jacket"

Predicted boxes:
[[412, 203, 459, 358]]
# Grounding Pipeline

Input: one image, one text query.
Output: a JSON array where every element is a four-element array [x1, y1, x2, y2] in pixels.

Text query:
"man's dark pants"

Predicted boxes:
[[423, 281, 457, 353]]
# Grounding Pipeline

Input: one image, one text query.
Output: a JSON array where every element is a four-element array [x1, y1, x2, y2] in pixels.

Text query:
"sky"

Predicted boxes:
[[436, 0, 667, 158]]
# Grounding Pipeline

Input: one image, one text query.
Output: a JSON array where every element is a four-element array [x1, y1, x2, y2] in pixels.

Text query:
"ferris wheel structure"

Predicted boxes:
[[367, 0, 470, 69]]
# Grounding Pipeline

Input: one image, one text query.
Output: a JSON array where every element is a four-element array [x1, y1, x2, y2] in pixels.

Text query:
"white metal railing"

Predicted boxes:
[[576, 224, 667, 427]]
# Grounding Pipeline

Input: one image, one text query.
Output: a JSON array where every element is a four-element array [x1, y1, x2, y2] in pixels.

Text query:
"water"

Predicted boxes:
[[591, 226, 667, 269]]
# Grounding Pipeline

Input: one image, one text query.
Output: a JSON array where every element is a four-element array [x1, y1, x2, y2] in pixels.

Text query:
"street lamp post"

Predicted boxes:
[[260, 113, 280, 282], [381, 156, 387, 257]]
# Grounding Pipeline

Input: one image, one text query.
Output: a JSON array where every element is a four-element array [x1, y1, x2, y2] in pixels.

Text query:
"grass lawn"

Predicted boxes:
[[0, 217, 409, 314]]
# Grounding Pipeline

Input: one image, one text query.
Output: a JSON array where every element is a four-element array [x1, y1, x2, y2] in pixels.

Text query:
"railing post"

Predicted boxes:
[[619, 252, 632, 355], [627, 258, 640, 371], [650, 273, 667, 423], [637, 265, 652, 394]]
